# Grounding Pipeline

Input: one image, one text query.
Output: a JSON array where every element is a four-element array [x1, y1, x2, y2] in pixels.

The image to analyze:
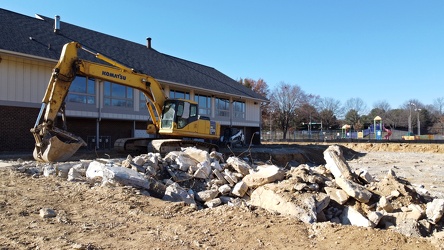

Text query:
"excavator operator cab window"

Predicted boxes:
[[161, 102, 176, 128], [177, 101, 191, 129]]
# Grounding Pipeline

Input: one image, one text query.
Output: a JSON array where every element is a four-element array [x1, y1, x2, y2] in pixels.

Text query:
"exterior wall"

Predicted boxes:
[[0, 106, 39, 152], [0, 52, 263, 151], [0, 54, 54, 104]]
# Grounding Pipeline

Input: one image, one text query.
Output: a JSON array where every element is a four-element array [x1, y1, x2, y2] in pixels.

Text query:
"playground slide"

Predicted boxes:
[[383, 127, 392, 140]]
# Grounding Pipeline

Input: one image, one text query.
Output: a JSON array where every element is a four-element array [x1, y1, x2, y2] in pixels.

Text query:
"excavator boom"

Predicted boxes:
[[32, 42, 220, 162]]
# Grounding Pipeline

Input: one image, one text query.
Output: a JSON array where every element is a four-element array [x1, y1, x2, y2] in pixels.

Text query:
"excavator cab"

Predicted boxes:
[[160, 99, 198, 130]]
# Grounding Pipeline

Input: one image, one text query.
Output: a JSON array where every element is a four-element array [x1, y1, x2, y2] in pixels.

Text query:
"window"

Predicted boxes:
[[233, 101, 245, 119], [139, 92, 147, 109], [67, 76, 95, 104], [170, 90, 190, 100], [194, 94, 211, 116], [104, 82, 133, 108], [216, 98, 230, 117]]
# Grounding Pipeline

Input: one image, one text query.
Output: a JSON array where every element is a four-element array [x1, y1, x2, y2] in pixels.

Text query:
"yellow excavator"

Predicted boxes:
[[31, 42, 220, 162]]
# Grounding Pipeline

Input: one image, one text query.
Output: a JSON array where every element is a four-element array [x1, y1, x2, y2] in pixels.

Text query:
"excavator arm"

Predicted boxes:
[[31, 42, 167, 162]]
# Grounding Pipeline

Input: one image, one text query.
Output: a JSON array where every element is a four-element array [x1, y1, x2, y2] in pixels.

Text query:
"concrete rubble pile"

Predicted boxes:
[[10, 145, 444, 238]]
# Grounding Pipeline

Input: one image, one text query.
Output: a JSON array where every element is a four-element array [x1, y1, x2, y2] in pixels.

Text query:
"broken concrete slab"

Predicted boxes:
[[378, 196, 394, 213], [86, 161, 105, 179], [335, 177, 372, 203], [218, 184, 231, 195], [102, 166, 151, 190], [226, 157, 251, 176], [340, 206, 372, 227], [163, 183, 196, 205], [242, 165, 285, 188], [315, 193, 330, 214], [324, 187, 349, 205], [232, 181, 248, 197], [323, 145, 354, 180], [195, 189, 219, 202], [426, 199, 444, 224], [249, 185, 317, 224], [182, 147, 210, 163], [205, 198, 222, 208], [67, 163, 86, 182], [367, 211, 383, 227], [193, 161, 212, 179]]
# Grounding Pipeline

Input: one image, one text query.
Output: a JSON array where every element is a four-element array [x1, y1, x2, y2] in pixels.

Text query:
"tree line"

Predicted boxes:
[[240, 78, 444, 139]]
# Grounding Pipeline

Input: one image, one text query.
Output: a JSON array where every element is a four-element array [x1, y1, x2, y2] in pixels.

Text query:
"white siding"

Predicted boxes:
[[245, 100, 260, 122], [0, 54, 53, 104]]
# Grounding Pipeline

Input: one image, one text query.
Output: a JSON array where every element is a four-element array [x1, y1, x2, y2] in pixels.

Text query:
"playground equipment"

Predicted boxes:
[[373, 116, 392, 140], [341, 124, 351, 138], [384, 127, 392, 140], [374, 116, 382, 140]]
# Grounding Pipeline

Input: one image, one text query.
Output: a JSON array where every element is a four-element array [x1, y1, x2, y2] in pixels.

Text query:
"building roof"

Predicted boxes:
[[0, 8, 267, 102]]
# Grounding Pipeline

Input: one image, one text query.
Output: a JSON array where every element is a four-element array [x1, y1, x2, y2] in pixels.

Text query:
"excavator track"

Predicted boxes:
[[115, 138, 219, 155]]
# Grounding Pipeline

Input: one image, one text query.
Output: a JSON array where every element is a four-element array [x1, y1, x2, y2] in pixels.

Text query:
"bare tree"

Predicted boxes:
[[319, 97, 343, 117], [269, 82, 306, 139], [433, 97, 444, 115], [344, 97, 367, 115], [317, 97, 342, 129], [373, 100, 391, 112]]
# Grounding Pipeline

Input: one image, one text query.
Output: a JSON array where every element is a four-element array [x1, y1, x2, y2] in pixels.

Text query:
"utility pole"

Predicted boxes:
[[416, 108, 422, 135], [408, 103, 415, 134]]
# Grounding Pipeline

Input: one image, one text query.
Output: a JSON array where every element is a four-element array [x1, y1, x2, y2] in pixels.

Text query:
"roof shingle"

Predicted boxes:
[[0, 9, 267, 101]]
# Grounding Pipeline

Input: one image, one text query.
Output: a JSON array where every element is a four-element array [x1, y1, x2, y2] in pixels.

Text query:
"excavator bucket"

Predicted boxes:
[[33, 136, 85, 162]]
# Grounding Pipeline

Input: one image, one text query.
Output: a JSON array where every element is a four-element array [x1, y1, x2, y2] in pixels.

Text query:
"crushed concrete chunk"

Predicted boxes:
[[133, 155, 146, 166], [102, 166, 151, 190], [324, 187, 349, 205], [194, 161, 212, 179], [340, 206, 372, 227], [378, 196, 394, 213], [357, 169, 374, 183], [232, 181, 248, 197], [218, 184, 232, 195], [249, 185, 317, 224], [67, 163, 86, 181], [394, 218, 422, 237], [86, 161, 105, 179], [40, 208, 56, 218], [183, 147, 210, 163], [212, 169, 228, 184], [407, 204, 424, 221], [323, 145, 354, 180], [163, 183, 196, 205], [367, 211, 383, 227], [195, 189, 219, 202], [335, 177, 372, 203], [426, 199, 444, 224], [211, 161, 223, 171], [205, 198, 222, 208], [226, 157, 251, 176], [315, 193, 330, 214], [242, 165, 285, 188]]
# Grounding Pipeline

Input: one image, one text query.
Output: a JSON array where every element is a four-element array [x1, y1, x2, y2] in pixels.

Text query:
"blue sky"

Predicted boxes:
[[2, 1, 443, 110]]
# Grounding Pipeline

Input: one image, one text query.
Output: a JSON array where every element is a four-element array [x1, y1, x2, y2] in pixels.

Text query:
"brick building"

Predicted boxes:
[[0, 9, 267, 153]]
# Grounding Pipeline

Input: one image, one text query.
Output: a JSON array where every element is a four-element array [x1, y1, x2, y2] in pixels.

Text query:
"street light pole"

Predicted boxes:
[[416, 108, 421, 135], [408, 103, 415, 134]]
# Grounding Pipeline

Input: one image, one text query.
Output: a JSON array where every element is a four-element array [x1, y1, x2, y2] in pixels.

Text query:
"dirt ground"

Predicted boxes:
[[1, 142, 444, 250]]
